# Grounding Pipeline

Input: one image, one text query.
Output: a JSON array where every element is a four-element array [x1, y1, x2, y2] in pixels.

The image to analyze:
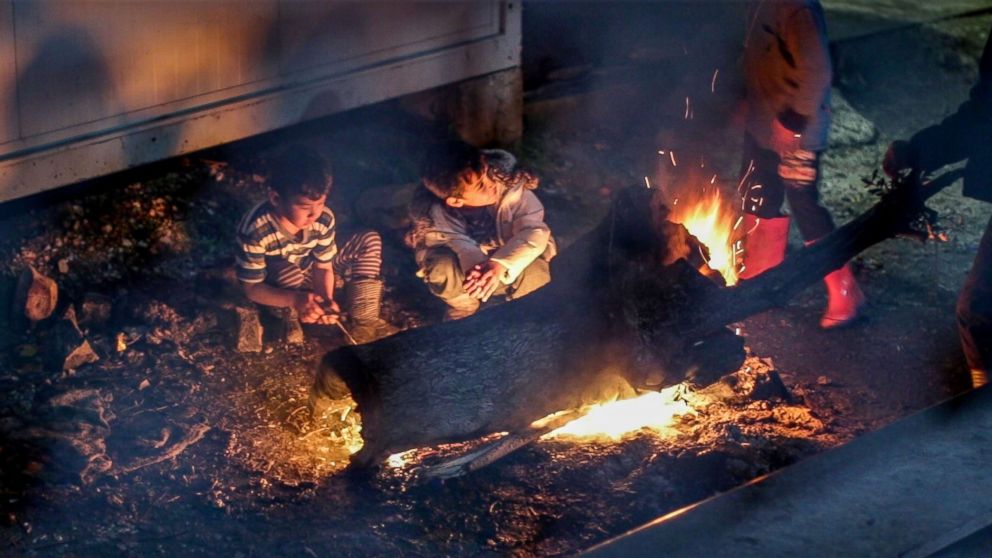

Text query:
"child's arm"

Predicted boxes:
[[463, 259, 507, 301], [488, 191, 551, 283], [237, 226, 337, 322], [311, 264, 340, 324], [421, 204, 488, 271], [242, 281, 333, 323]]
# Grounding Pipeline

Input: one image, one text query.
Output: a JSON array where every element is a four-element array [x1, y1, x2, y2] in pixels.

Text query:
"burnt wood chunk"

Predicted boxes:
[[47, 306, 100, 372], [319, 178, 933, 468], [14, 265, 58, 323]]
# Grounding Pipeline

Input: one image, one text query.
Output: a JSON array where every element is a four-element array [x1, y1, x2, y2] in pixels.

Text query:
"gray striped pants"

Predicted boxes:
[[266, 230, 382, 290]]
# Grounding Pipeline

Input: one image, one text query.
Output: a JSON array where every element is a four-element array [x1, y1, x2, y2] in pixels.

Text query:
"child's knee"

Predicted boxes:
[[510, 258, 551, 299], [422, 249, 465, 300]]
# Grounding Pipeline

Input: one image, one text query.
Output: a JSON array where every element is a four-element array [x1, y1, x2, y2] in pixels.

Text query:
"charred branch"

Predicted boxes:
[[322, 174, 946, 468]]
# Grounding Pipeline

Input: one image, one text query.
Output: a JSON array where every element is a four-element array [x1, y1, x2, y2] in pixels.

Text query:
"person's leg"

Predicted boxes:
[[333, 230, 397, 342], [332, 229, 382, 281], [781, 150, 835, 241], [506, 257, 551, 300], [738, 135, 791, 279], [957, 213, 992, 388], [421, 247, 480, 320], [740, 135, 787, 219], [257, 257, 310, 342], [782, 149, 864, 329]]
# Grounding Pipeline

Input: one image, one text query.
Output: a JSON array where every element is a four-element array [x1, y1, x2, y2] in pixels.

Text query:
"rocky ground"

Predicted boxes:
[[0, 2, 990, 556]]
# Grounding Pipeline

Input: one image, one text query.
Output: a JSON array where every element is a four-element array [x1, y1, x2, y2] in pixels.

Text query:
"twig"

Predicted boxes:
[[113, 423, 211, 475], [418, 410, 582, 480], [299, 427, 329, 441], [334, 322, 358, 345], [286, 405, 309, 421]]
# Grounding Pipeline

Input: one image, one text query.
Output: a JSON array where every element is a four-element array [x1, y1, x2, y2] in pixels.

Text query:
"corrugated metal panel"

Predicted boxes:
[[0, 2, 17, 145], [0, 0, 520, 203]]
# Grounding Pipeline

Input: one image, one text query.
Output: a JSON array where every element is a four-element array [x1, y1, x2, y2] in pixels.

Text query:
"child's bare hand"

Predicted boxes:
[[294, 293, 339, 324], [463, 260, 506, 302], [314, 297, 341, 325]]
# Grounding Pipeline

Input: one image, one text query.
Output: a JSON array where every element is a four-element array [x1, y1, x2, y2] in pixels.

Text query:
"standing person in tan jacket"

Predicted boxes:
[[408, 140, 556, 320], [737, 0, 865, 328]]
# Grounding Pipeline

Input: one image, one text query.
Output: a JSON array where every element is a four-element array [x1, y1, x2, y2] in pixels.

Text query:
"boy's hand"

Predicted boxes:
[[294, 293, 340, 324], [463, 260, 506, 302], [883, 140, 914, 178]]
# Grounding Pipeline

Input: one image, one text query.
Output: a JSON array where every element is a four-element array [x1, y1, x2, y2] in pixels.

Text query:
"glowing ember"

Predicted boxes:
[[312, 396, 365, 456], [388, 450, 415, 469], [543, 384, 696, 440], [667, 180, 741, 286]]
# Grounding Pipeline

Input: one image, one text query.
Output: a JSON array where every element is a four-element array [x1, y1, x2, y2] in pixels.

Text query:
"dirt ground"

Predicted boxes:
[[1, 2, 990, 556]]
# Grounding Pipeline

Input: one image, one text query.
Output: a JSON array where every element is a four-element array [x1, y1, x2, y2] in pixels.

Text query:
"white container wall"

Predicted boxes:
[[0, 0, 520, 202]]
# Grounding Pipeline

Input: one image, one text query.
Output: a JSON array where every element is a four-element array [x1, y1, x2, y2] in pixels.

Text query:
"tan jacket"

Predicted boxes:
[[744, 0, 832, 151], [411, 150, 556, 284]]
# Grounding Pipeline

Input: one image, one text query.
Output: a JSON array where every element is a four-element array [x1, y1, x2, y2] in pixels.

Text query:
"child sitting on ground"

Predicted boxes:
[[235, 146, 396, 344], [407, 140, 556, 320]]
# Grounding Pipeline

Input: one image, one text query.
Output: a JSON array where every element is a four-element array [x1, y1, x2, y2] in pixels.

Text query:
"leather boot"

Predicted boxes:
[[343, 277, 399, 344], [443, 293, 480, 321], [820, 263, 865, 329], [738, 214, 791, 280]]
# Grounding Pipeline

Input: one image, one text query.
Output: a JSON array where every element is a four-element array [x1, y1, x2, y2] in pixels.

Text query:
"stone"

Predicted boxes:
[[13, 265, 58, 322], [47, 306, 100, 372], [235, 306, 263, 353]]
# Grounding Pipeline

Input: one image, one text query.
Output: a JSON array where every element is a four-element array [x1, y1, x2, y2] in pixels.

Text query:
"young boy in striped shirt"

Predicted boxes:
[[235, 146, 396, 344]]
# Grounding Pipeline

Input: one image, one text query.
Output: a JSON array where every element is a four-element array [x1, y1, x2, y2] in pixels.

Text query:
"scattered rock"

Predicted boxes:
[[46, 306, 100, 372], [13, 265, 58, 322], [235, 306, 263, 353], [19, 388, 114, 484]]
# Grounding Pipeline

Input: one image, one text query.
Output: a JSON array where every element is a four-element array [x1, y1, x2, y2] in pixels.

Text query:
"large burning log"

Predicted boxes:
[[318, 176, 940, 468]]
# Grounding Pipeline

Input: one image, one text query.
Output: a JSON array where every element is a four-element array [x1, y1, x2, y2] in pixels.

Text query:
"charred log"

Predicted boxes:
[[321, 176, 938, 467]]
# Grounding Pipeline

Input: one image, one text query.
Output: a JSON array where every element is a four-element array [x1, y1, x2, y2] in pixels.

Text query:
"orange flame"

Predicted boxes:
[[666, 177, 741, 286], [543, 383, 701, 441]]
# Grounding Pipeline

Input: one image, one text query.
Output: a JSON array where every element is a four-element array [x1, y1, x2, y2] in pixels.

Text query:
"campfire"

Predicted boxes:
[[658, 162, 743, 286], [320, 178, 750, 475], [543, 383, 697, 440]]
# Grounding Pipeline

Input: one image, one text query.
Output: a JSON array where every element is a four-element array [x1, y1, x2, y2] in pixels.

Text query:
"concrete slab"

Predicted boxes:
[[584, 385, 992, 557], [824, 0, 992, 41]]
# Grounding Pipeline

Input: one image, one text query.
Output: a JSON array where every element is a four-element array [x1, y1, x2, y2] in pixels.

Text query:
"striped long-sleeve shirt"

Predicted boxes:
[[235, 201, 337, 284]]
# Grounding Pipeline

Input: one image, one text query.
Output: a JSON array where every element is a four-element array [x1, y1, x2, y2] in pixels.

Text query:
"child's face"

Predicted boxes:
[[444, 166, 499, 208], [270, 192, 327, 230]]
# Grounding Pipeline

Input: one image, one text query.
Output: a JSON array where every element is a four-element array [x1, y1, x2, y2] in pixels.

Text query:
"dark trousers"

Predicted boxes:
[[740, 135, 836, 241], [958, 213, 992, 373], [421, 247, 550, 304]]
